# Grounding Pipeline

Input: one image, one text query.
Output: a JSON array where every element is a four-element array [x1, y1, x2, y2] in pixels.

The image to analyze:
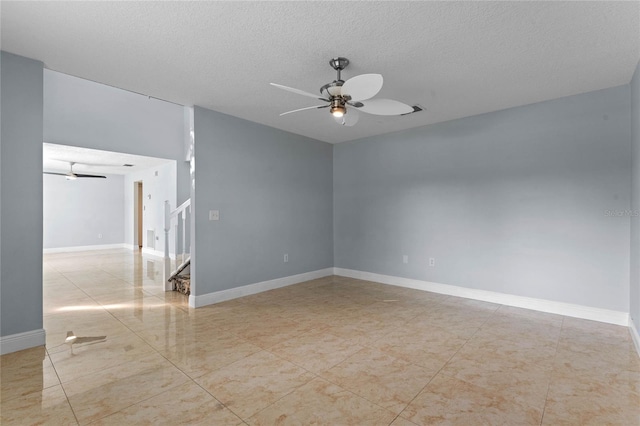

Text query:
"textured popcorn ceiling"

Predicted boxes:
[[2, 1, 639, 144]]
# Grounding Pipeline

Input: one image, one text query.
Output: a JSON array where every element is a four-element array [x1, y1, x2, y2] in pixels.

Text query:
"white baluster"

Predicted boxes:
[[182, 210, 187, 261], [163, 201, 171, 290]]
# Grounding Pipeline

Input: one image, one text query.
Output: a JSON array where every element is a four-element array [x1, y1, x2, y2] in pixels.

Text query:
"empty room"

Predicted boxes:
[[1, 1, 639, 425]]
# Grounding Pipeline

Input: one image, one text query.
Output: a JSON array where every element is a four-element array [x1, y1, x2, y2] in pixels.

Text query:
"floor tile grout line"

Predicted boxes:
[[539, 315, 565, 426], [45, 346, 81, 425], [189, 380, 247, 423], [80, 379, 195, 425], [393, 305, 498, 423]]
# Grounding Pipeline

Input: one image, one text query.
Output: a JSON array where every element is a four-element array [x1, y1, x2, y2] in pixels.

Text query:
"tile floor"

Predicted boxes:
[[1, 249, 639, 425]]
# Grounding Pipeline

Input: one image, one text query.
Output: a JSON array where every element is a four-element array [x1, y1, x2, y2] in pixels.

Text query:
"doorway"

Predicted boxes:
[[134, 181, 143, 249]]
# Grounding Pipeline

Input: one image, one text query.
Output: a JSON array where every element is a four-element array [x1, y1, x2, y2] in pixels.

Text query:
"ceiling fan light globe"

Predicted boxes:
[[327, 85, 342, 97], [330, 105, 346, 117], [65, 174, 77, 181]]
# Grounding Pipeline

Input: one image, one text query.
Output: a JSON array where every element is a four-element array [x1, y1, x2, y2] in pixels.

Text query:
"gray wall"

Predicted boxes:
[[193, 107, 333, 296], [631, 60, 640, 330], [334, 86, 631, 312], [43, 174, 125, 249], [1, 52, 44, 337], [43, 70, 189, 204]]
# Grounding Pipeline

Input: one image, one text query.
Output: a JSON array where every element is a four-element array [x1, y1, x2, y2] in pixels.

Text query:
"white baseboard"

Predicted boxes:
[[140, 247, 178, 259], [189, 268, 334, 308], [0, 329, 46, 355], [43, 243, 128, 254], [141, 248, 165, 259], [630, 318, 640, 358], [333, 268, 629, 326]]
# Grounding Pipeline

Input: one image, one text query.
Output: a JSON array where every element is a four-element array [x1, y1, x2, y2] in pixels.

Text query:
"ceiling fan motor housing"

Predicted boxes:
[[330, 98, 347, 117]]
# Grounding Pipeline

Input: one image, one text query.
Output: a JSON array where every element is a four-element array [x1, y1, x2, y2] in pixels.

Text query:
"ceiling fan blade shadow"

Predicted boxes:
[[359, 98, 414, 115], [270, 83, 328, 101], [280, 105, 329, 116], [341, 74, 383, 101]]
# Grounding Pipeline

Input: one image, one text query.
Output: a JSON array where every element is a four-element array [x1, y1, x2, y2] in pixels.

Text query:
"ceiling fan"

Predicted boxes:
[[43, 162, 106, 180], [271, 57, 415, 126]]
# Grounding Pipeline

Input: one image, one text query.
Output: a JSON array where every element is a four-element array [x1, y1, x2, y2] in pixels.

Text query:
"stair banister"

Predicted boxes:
[[163, 201, 171, 289], [163, 198, 192, 291]]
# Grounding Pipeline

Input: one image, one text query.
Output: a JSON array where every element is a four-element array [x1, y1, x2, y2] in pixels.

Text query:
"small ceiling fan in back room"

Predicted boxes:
[[43, 161, 107, 180], [270, 57, 421, 126]]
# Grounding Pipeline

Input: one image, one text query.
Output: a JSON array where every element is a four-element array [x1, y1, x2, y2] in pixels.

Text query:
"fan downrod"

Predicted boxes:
[[329, 57, 349, 82]]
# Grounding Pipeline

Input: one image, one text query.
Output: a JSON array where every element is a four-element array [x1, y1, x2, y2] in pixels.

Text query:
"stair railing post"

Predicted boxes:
[[181, 210, 187, 262], [163, 200, 172, 290]]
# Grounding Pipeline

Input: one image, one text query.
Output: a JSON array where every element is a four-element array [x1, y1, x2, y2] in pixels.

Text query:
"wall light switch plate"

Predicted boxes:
[[209, 210, 219, 221], [284, 254, 288, 263], [403, 255, 409, 264]]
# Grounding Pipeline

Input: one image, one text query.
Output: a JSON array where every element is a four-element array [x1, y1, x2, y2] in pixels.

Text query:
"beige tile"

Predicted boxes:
[[0, 346, 60, 403], [321, 347, 434, 414], [44, 293, 102, 315], [542, 366, 640, 425], [91, 289, 153, 306], [479, 311, 562, 345], [370, 325, 467, 373], [390, 416, 419, 426], [0, 385, 77, 425], [494, 305, 564, 324], [92, 381, 243, 425], [324, 315, 401, 347], [248, 377, 397, 425], [195, 350, 314, 419], [63, 353, 189, 424], [49, 331, 156, 383], [44, 309, 131, 354], [269, 328, 364, 373], [401, 374, 541, 425], [405, 308, 489, 339], [227, 315, 319, 349], [554, 343, 640, 376], [556, 319, 638, 369], [105, 298, 192, 330], [460, 332, 558, 365], [441, 342, 553, 413], [157, 330, 262, 378]]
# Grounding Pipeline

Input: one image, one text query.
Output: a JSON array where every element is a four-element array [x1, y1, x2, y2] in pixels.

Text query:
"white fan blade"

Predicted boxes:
[[341, 74, 383, 101], [358, 98, 414, 115], [280, 105, 328, 116], [334, 108, 360, 126], [270, 83, 327, 101]]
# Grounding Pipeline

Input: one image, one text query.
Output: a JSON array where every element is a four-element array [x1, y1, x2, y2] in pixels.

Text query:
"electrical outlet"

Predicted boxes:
[[403, 255, 409, 264], [209, 210, 219, 221], [284, 253, 288, 263], [98, 233, 102, 239], [429, 258, 435, 267]]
